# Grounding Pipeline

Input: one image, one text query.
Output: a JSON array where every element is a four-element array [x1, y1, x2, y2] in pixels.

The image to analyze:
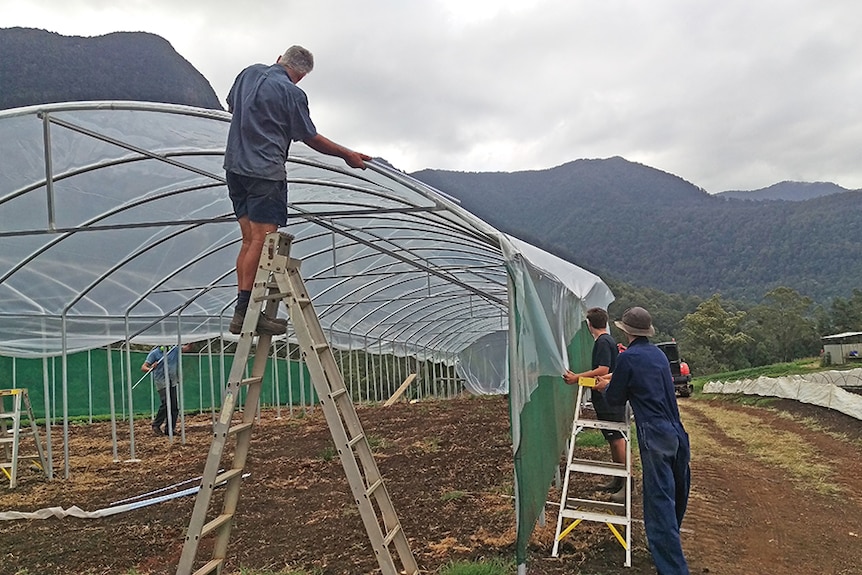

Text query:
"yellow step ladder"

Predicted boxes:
[[552, 378, 632, 566], [0, 388, 51, 488], [177, 232, 418, 575]]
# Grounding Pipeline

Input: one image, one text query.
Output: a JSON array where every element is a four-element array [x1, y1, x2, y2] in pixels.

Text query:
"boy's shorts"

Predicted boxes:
[[226, 171, 288, 226]]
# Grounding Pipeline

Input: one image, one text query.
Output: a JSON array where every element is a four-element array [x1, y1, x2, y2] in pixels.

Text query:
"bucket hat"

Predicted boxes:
[[614, 306, 655, 337]]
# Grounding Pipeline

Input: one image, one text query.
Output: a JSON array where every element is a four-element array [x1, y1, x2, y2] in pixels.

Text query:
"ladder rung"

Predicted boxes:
[[256, 292, 290, 301], [382, 524, 402, 545], [569, 459, 627, 476], [560, 507, 628, 524], [565, 496, 624, 509], [365, 478, 383, 498], [311, 342, 329, 352], [238, 376, 263, 387], [213, 468, 244, 486], [348, 433, 366, 447], [227, 421, 254, 437], [575, 419, 629, 433], [329, 388, 348, 400], [294, 296, 312, 306], [191, 558, 224, 575], [200, 513, 233, 537]]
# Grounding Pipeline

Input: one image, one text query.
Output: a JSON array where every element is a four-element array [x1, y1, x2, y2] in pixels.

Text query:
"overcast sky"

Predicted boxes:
[[4, 0, 861, 192]]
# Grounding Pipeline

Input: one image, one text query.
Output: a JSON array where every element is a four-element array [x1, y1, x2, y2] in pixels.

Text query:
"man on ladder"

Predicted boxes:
[[564, 307, 627, 503], [223, 44, 370, 335]]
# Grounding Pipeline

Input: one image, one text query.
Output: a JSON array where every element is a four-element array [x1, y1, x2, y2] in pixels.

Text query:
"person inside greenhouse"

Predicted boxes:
[[141, 343, 193, 436], [223, 44, 371, 335], [562, 307, 627, 502], [595, 307, 691, 574]]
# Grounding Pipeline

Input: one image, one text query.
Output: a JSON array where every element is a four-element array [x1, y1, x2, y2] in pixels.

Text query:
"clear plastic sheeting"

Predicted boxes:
[[0, 101, 612, 397]]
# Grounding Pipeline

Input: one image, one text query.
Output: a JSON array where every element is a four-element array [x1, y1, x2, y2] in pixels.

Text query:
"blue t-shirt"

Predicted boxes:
[[145, 346, 181, 389], [223, 63, 318, 181]]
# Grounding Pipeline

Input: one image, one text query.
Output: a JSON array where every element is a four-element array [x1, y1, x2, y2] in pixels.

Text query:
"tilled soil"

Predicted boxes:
[[1, 394, 861, 575]]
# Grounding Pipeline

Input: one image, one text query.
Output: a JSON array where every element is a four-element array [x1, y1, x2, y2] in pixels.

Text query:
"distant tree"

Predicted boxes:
[[680, 294, 753, 374], [830, 289, 862, 333], [746, 287, 818, 363]]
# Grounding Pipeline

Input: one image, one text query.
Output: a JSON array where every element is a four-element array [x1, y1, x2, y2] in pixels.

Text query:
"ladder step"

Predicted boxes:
[[0, 455, 41, 468], [574, 419, 629, 432], [256, 292, 290, 302], [213, 468, 244, 486], [365, 478, 383, 498], [227, 422, 254, 437], [238, 376, 263, 387], [329, 387, 348, 400], [565, 496, 625, 509], [311, 342, 329, 352], [200, 513, 233, 537], [191, 558, 224, 575], [560, 507, 628, 524], [569, 459, 627, 476], [348, 433, 366, 447], [0, 435, 37, 445], [382, 524, 402, 545]]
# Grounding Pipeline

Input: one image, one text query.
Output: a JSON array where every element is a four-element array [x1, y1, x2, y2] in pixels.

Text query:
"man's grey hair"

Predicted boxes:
[[278, 45, 314, 74]]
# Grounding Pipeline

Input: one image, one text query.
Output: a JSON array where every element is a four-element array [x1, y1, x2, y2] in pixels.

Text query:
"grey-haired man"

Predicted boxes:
[[224, 45, 371, 335]]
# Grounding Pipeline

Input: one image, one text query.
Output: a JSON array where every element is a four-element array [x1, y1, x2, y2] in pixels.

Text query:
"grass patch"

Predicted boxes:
[[413, 436, 442, 453], [441, 489, 468, 502], [366, 434, 389, 450], [689, 402, 841, 496], [319, 445, 337, 462], [692, 357, 826, 395], [574, 429, 606, 448]]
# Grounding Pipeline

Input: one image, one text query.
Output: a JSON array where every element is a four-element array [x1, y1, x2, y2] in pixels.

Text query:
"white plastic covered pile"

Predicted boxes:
[[703, 368, 862, 420]]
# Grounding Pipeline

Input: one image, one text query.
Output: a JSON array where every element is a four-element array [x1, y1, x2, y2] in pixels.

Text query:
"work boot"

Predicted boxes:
[[610, 485, 626, 504], [597, 476, 624, 492], [229, 309, 287, 335], [152, 424, 163, 436]]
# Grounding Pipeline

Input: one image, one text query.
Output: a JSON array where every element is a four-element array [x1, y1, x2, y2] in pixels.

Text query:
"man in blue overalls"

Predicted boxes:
[[595, 307, 691, 574]]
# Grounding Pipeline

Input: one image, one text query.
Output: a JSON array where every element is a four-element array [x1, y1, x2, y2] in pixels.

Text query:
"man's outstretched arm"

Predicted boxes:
[[304, 134, 371, 169]]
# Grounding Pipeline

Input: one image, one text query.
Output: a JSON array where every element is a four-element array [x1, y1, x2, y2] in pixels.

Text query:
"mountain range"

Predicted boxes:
[[412, 158, 862, 303], [3, 27, 858, 305]]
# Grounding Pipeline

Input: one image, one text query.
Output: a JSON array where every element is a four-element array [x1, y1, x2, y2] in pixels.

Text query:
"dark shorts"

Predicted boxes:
[[591, 390, 627, 442], [227, 171, 288, 226]]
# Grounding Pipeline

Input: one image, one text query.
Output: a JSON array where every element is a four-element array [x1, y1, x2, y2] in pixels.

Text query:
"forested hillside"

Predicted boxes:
[[717, 181, 858, 201], [0, 27, 222, 111], [413, 158, 862, 303]]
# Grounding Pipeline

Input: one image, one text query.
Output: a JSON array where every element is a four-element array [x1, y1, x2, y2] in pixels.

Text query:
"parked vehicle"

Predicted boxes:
[[655, 341, 693, 397]]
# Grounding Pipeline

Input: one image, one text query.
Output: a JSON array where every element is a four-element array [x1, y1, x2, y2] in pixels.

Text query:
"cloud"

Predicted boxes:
[[4, 0, 861, 192]]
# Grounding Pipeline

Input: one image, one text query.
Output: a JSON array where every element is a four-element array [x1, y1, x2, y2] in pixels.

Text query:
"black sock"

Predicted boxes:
[[236, 290, 251, 314]]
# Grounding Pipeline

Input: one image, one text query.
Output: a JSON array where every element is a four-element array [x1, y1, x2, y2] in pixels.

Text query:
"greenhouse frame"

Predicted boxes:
[[0, 101, 614, 570]]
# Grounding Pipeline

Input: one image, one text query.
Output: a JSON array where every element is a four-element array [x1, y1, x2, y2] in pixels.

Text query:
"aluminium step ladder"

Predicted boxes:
[[0, 388, 51, 488], [552, 378, 633, 566], [177, 232, 418, 575]]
